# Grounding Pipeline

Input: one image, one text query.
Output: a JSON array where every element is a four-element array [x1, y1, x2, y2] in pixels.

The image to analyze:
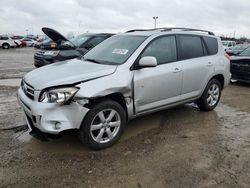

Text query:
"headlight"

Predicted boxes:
[[39, 87, 79, 104], [44, 50, 59, 56]]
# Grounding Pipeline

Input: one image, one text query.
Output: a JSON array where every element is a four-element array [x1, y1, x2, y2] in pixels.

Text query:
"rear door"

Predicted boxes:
[[133, 35, 183, 113], [177, 35, 215, 100]]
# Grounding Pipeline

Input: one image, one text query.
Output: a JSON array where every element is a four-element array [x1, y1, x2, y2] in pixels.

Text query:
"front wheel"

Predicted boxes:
[[79, 100, 126, 150], [196, 79, 221, 111]]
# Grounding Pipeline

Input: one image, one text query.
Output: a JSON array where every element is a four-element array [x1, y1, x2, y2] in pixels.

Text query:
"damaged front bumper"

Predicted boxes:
[[17, 87, 89, 134]]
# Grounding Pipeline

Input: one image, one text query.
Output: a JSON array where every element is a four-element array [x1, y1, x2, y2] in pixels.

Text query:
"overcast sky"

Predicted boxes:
[[1, 0, 250, 38]]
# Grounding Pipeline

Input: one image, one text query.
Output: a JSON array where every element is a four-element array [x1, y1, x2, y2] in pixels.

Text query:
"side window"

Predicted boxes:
[[179, 35, 204, 60], [203, 36, 218, 55], [228, 42, 232, 47], [85, 36, 106, 49], [141, 36, 177, 65]]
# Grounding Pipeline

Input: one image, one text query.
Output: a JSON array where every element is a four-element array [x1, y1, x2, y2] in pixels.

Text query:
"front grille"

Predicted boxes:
[[21, 80, 35, 100], [231, 63, 250, 72]]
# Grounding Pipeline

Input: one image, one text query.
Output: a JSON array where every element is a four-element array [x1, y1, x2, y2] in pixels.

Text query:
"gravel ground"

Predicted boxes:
[[0, 48, 250, 188], [0, 47, 34, 79]]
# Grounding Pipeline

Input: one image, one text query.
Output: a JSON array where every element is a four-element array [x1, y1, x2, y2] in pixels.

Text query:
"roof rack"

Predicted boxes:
[[126, 29, 156, 33], [126, 27, 215, 35]]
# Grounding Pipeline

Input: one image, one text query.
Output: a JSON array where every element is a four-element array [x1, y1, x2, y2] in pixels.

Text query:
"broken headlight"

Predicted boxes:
[[39, 87, 79, 104]]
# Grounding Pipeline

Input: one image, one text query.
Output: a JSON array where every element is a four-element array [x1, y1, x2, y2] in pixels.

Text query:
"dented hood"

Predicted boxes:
[[24, 59, 117, 90]]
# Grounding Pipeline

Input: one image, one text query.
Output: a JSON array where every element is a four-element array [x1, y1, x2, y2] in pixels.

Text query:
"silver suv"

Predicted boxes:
[[17, 28, 231, 149]]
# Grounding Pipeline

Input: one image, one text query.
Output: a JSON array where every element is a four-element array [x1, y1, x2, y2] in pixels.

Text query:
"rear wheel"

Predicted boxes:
[[2, 43, 10, 49], [79, 100, 126, 149], [196, 79, 221, 111]]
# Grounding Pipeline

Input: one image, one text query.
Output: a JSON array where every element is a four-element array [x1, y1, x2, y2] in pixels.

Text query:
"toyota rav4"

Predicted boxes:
[[17, 28, 231, 149]]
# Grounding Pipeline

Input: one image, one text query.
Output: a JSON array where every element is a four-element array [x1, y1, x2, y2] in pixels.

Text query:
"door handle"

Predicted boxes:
[[207, 62, 213, 67], [173, 67, 182, 73]]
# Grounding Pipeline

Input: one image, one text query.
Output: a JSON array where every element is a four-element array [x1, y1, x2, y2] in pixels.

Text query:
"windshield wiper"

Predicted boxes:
[[83, 58, 101, 64]]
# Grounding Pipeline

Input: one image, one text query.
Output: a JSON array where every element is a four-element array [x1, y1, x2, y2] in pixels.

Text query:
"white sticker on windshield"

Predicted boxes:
[[112, 49, 129, 55]]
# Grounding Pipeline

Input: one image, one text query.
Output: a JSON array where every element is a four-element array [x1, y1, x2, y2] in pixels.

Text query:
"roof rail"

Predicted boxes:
[[126, 27, 215, 35], [126, 29, 156, 33]]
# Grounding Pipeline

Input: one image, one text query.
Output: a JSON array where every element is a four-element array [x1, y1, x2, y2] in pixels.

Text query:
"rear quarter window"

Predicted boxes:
[[203, 36, 218, 55]]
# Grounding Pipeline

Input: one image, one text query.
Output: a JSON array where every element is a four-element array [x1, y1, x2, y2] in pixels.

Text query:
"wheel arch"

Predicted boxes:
[[210, 74, 225, 89], [2, 42, 10, 48], [86, 92, 129, 121]]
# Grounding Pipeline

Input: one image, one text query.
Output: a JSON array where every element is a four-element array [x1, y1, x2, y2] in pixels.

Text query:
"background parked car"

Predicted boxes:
[[230, 46, 250, 83], [21, 38, 36, 47], [11, 36, 24, 47], [34, 27, 113, 67], [20, 40, 27, 47], [12, 39, 22, 47], [34, 37, 54, 48], [222, 40, 236, 51], [0, 35, 16, 49], [226, 44, 249, 56]]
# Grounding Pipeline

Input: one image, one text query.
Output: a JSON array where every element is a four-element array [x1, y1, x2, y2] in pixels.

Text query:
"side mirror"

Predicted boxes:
[[138, 56, 157, 68]]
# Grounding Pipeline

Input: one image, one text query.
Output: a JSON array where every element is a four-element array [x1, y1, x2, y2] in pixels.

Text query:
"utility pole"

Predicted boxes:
[[153, 16, 158, 29]]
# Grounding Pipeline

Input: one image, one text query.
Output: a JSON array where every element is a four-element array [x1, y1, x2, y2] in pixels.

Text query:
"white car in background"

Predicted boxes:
[[13, 39, 22, 47], [222, 40, 236, 51], [0, 35, 16, 49]]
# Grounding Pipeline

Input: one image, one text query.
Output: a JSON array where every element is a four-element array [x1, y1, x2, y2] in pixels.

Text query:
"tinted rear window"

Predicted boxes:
[[203, 36, 218, 55], [179, 35, 203, 60]]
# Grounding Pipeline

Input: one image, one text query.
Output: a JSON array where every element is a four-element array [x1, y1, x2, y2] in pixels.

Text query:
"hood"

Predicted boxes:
[[41, 27, 76, 49], [24, 59, 117, 90], [42, 27, 68, 43]]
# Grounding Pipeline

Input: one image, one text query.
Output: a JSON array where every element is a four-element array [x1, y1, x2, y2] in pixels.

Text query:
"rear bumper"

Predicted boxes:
[[17, 87, 89, 134]]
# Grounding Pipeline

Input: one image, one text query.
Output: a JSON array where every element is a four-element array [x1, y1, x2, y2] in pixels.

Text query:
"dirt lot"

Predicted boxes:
[[0, 48, 250, 188]]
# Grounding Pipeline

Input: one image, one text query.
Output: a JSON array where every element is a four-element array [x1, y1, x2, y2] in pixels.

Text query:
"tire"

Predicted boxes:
[[196, 79, 221, 111], [79, 100, 126, 150], [2, 43, 10, 49]]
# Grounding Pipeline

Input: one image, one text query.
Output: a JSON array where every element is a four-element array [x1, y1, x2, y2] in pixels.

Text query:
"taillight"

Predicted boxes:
[[224, 53, 230, 61]]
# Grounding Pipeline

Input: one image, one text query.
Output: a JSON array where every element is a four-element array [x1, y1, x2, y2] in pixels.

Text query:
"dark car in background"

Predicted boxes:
[[34, 27, 113, 67], [230, 47, 250, 83]]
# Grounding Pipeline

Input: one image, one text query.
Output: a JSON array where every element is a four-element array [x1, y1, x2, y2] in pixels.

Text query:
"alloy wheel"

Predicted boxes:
[[90, 109, 121, 143], [207, 83, 220, 106]]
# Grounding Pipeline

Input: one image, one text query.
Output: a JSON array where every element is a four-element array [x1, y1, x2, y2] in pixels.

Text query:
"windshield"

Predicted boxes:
[[239, 47, 250, 56], [222, 41, 228, 46], [83, 35, 146, 65], [70, 34, 91, 47]]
